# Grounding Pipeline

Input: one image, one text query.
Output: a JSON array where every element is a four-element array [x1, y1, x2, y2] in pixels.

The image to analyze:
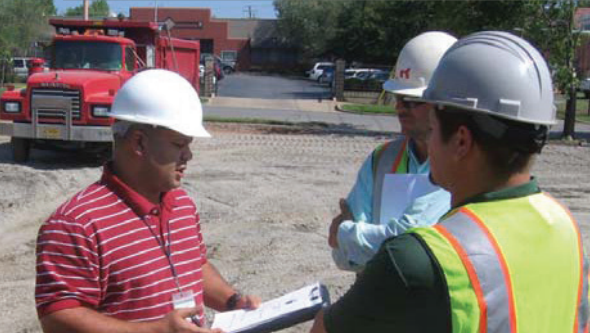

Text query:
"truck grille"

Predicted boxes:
[[31, 88, 81, 121]]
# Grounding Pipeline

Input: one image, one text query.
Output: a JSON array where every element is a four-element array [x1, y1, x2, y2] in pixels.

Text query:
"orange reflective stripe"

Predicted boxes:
[[543, 194, 586, 333], [461, 207, 517, 333], [434, 223, 488, 333], [390, 139, 408, 173]]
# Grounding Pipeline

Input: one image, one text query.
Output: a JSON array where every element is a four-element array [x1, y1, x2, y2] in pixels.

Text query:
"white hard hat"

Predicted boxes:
[[111, 69, 210, 137], [383, 31, 457, 97], [422, 31, 556, 126]]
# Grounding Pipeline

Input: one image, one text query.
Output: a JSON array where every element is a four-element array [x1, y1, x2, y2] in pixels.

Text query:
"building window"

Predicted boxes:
[[221, 51, 237, 62]]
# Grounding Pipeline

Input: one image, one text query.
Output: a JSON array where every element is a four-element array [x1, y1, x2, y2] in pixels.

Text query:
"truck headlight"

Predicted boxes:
[[92, 105, 110, 117], [3, 101, 21, 113]]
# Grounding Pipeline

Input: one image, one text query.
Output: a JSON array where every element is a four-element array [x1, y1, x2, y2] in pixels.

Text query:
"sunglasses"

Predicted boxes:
[[396, 96, 426, 109]]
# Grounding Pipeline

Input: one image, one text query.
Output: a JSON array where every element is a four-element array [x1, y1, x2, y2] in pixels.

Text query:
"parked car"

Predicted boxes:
[[345, 68, 383, 80], [367, 70, 390, 83], [319, 66, 334, 85], [12, 57, 32, 78], [220, 58, 235, 74], [344, 68, 390, 91], [579, 77, 590, 98], [307, 62, 334, 81]]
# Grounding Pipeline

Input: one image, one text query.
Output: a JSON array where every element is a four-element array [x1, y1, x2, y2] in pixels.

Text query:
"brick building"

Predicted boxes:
[[129, 7, 297, 71]]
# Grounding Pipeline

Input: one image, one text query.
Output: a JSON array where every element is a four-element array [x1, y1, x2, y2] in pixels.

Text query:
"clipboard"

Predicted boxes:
[[211, 282, 331, 333], [379, 174, 439, 225]]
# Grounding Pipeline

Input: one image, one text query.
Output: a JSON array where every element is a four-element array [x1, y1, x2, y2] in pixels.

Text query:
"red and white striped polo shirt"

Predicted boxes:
[[35, 165, 207, 322]]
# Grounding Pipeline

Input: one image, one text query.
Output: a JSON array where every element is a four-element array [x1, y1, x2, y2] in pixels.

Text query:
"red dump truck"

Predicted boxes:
[[0, 18, 200, 162]]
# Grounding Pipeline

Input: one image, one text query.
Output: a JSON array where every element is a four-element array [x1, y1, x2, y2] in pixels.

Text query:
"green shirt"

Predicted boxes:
[[324, 179, 541, 333]]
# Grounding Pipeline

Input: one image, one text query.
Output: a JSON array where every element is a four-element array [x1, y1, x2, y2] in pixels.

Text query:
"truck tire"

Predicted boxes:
[[12, 137, 31, 163]]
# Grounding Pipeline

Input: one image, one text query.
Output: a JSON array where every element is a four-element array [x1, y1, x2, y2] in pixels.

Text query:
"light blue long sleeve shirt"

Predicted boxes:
[[333, 140, 451, 271]]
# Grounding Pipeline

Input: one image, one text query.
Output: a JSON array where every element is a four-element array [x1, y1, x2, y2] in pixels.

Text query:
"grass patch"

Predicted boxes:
[[555, 92, 590, 123], [0, 83, 26, 95], [339, 103, 396, 115], [204, 116, 301, 126]]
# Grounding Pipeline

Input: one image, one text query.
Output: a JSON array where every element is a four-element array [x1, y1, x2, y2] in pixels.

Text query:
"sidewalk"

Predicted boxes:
[[203, 97, 590, 139], [209, 97, 337, 113]]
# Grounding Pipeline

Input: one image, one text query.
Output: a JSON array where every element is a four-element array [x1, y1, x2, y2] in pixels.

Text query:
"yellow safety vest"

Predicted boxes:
[[371, 137, 409, 223], [410, 192, 588, 332]]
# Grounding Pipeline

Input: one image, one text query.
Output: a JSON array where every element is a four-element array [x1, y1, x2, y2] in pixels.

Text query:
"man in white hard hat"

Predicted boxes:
[[312, 31, 588, 333], [330, 31, 454, 272], [35, 69, 260, 333]]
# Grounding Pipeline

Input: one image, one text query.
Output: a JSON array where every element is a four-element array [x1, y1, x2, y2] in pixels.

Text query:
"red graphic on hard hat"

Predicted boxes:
[[399, 68, 411, 79]]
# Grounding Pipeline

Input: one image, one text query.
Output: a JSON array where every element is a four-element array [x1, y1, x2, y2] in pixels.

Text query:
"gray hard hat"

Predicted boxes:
[[422, 31, 556, 126]]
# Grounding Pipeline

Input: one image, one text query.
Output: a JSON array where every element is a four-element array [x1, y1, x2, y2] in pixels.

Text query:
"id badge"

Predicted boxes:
[[172, 290, 196, 309], [172, 290, 202, 326]]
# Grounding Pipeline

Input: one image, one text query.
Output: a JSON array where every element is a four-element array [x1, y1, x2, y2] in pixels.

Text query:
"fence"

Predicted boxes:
[[330, 59, 393, 104]]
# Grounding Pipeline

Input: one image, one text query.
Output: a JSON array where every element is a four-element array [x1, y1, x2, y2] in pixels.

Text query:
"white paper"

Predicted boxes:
[[379, 174, 439, 225], [211, 283, 323, 332]]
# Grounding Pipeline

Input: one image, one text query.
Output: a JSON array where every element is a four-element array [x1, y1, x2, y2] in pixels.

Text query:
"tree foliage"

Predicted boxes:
[[65, 0, 110, 17], [274, 0, 576, 70], [0, 0, 55, 56], [0, 0, 55, 84]]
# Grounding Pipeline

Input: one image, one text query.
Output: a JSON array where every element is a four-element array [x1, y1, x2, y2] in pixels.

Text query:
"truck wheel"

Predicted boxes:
[[12, 137, 31, 163]]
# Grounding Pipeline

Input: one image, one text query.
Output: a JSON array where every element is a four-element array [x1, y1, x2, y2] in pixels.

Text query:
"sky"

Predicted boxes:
[[54, 0, 277, 19]]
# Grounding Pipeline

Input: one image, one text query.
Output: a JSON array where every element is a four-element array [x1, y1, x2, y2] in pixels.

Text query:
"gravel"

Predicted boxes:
[[0, 122, 589, 332]]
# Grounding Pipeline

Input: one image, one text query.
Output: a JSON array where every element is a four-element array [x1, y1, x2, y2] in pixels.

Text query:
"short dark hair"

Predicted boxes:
[[434, 106, 548, 178]]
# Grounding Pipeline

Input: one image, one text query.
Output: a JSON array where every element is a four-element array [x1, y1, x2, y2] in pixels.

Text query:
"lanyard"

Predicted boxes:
[[140, 212, 183, 292]]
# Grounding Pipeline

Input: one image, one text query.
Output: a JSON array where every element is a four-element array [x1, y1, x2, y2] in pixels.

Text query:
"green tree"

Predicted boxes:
[[274, 0, 540, 65], [522, 0, 579, 138], [274, 0, 343, 59], [0, 0, 55, 56], [65, 0, 110, 17]]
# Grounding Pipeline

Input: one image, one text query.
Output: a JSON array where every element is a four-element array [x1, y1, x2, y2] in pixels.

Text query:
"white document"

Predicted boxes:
[[379, 174, 439, 225], [211, 283, 324, 333]]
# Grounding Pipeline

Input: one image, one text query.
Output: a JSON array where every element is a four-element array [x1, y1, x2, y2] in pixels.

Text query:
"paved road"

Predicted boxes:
[[217, 73, 332, 100], [209, 73, 590, 139]]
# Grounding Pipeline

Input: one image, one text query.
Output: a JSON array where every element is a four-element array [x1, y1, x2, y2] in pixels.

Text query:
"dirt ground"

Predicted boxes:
[[1, 122, 589, 333]]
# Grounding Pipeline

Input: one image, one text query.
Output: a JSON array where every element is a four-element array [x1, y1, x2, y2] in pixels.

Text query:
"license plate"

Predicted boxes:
[[42, 127, 61, 139]]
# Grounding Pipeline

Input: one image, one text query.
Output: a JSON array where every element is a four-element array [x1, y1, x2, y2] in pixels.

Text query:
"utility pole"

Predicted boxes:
[[83, 0, 89, 20], [243, 5, 256, 19], [155, 0, 159, 23]]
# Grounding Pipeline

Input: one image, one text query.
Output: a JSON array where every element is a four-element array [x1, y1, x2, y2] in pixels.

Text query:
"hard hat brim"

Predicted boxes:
[[111, 114, 212, 138], [415, 98, 558, 126], [382, 79, 425, 98]]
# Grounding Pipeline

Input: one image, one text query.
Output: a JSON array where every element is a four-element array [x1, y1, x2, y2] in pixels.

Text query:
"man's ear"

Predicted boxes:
[[129, 129, 148, 157], [454, 125, 474, 160]]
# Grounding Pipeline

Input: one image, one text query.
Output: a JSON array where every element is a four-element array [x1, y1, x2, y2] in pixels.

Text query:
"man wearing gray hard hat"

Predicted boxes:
[[312, 31, 588, 333], [35, 69, 260, 333]]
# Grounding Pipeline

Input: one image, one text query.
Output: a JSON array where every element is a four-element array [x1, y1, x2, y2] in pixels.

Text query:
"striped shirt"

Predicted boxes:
[[35, 165, 207, 322]]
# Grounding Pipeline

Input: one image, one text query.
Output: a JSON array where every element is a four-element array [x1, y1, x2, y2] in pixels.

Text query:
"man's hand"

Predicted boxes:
[[234, 294, 261, 310], [328, 199, 353, 248], [158, 307, 222, 333]]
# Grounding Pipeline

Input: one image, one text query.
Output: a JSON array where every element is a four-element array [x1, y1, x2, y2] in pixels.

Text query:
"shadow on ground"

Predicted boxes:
[[0, 142, 106, 170]]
